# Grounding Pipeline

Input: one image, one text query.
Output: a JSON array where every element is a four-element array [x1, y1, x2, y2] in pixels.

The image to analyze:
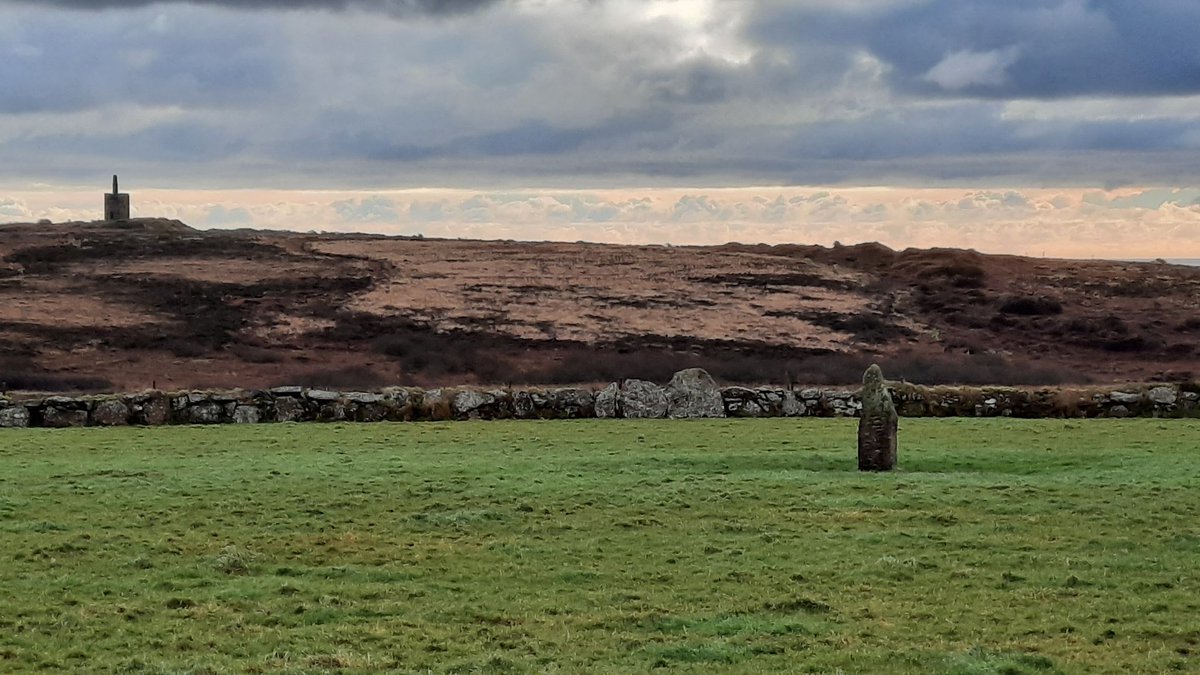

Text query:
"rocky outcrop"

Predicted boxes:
[[665, 368, 725, 418]]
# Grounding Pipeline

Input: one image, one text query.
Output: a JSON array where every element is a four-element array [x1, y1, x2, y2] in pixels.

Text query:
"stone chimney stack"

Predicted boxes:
[[104, 175, 130, 220]]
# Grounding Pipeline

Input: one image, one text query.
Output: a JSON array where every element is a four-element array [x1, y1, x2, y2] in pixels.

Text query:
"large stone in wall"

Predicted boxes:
[[665, 368, 725, 419], [273, 396, 306, 423], [233, 405, 260, 424], [454, 390, 496, 418], [317, 401, 349, 422], [781, 391, 807, 417], [1148, 386, 1178, 406], [186, 402, 226, 425], [621, 379, 668, 419], [90, 399, 130, 426], [127, 393, 170, 426], [353, 402, 391, 423], [513, 391, 536, 419], [595, 383, 620, 418], [0, 406, 30, 428], [547, 388, 595, 419], [43, 406, 88, 428], [722, 387, 763, 417]]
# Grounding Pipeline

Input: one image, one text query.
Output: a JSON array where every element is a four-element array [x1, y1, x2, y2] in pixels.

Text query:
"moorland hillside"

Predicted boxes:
[[1, 218, 1197, 392]]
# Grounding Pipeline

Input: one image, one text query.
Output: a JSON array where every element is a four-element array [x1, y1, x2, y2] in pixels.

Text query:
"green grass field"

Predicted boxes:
[[1, 419, 1198, 674]]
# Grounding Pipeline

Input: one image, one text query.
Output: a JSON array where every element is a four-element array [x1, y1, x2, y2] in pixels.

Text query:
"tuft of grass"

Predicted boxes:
[[944, 646, 1062, 674], [212, 545, 258, 575]]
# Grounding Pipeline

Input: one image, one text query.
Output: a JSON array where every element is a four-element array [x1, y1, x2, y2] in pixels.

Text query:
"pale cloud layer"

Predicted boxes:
[[5, 186, 1199, 259]]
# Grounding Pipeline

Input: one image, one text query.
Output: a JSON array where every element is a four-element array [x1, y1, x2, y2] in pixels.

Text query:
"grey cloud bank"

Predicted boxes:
[[14, 0, 501, 15], [1, 0, 1200, 192]]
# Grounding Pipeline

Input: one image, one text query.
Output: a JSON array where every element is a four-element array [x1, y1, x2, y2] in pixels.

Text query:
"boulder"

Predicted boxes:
[[306, 389, 341, 402], [0, 407, 30, 428], [621, 379, 668, 419], [595, 383, 620, 418], [665, 368, 725, 419], [1109, 391, 1141, 404], [90, 399, 131, 426]]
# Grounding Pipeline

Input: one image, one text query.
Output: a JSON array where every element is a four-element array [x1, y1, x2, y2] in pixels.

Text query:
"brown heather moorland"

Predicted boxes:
[[0, 218, 1197, 393]]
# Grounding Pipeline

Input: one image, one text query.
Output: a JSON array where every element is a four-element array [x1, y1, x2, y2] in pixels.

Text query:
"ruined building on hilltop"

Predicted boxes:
[[104, 175, 130, 220]]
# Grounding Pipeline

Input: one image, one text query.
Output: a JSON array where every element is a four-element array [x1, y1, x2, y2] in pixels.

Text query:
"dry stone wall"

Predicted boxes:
[[0, 376, 1196, 428]]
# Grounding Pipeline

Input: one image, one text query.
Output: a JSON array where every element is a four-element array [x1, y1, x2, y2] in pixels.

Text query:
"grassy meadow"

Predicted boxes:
[[1, 418, 1198, 674]]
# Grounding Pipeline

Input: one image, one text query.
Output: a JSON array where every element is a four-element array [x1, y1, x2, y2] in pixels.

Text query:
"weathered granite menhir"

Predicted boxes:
[[0, 371, 1195, 428], [857, 364, 898, 472]]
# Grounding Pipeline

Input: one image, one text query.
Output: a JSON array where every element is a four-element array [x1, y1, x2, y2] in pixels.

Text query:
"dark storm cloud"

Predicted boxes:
[[9, 0, 502, 15], [749, 0, 1200, 98]]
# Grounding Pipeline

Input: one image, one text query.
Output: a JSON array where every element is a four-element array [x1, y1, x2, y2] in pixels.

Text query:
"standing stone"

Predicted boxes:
[[857, 364, 897, 472], [665, 368, 725, 418]]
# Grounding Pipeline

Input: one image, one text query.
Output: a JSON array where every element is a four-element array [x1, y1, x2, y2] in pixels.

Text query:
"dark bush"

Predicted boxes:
[[0, 364, 113, 393], [283, 366, 392, 390], [229, 344, 284, 364], [766, 310, 915, 344], [998, 295, 1063, 316], [511, 346, 1084, 387]]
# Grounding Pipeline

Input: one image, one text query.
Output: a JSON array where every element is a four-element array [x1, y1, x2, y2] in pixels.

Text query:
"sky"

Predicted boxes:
[[2, 0, 1200, 257]]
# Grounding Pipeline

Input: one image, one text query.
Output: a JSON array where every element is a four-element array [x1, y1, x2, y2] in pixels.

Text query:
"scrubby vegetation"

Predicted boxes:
[[1, 419, 1197, 673]]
